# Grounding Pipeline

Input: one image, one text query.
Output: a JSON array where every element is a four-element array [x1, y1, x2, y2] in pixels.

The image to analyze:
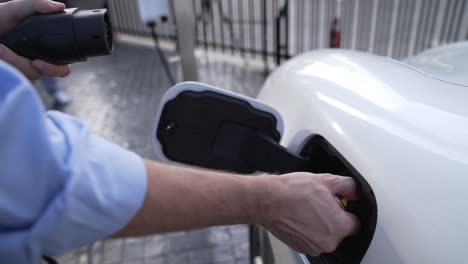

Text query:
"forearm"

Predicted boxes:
[[113, 160, 272, 237]]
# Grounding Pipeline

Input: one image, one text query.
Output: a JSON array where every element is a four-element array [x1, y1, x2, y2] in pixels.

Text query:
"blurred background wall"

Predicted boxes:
[[97, 0, 468, 69]]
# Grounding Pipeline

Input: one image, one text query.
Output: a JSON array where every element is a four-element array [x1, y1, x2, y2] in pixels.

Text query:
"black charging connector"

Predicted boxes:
[[0, 8, 113, 64]]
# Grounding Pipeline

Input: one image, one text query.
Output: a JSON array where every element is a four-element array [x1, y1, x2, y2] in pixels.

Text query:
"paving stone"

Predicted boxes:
[[144, 255, 166, 264], [166, 252, 190, 264], [123, 238, 145, 261], [207, 226, 232, 245], [228, 225, 249, 243], [89, 242, 103, 264], [188, 248, 214, 264], [233, 241, 249, 259], [211, 245, 236, 263], [236, 258, 251, 264], [187, 245, 236, 264], [102, 239, 124, 264], [143, 235, 169, 257], [122, 259, 144, 264]]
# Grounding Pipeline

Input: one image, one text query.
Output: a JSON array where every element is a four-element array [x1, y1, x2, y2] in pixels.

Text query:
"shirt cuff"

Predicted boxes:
[[30, 127, 147, 255]]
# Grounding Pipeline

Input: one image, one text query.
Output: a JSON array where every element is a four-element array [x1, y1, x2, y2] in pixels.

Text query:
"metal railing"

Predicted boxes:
[[107, 0, 468, 66], [287, 0, 468, 58]]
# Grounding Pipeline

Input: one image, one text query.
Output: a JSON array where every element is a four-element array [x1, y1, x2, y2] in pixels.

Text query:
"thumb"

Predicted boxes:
[[0, 0, 65, 35]]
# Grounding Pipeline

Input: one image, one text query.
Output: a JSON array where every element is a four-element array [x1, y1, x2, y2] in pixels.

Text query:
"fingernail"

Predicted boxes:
[[49, 1, 64, 8]]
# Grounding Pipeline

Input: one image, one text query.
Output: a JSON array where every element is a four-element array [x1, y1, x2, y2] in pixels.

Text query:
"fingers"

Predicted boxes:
[[0, 0, 65, 35], [0, 45, 70, 80], [340, 211, 360, 237], [265, 172, 362, 257], [330, 177, 361, 237], [0, 44, 70, 81], [318, 212, 359, 255], [32, 60, 70, 77], [0, 44, 41, 81], [327, 175, 359, 200]]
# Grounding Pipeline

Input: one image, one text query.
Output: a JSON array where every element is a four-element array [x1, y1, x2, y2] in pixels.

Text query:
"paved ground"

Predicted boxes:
[[37, 43, 266, 264]]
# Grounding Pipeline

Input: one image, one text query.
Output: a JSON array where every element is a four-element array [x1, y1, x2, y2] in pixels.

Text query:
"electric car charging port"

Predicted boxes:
[[299, 136, 378, 264], [154, 84, 377, 264]]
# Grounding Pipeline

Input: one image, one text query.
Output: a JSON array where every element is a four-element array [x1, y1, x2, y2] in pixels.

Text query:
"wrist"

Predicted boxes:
[[247, 174, 281, 226]]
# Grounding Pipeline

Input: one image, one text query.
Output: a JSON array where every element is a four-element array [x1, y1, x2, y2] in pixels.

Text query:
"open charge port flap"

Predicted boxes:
[[300, 136, 378, 264], [156, 90, 309, 174]]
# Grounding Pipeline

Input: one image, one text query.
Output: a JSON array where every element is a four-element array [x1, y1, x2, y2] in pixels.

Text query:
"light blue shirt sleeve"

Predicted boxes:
[[0, 61, 147, 264]]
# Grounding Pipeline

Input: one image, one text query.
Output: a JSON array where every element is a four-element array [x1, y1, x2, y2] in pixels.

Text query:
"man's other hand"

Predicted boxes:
[[0, 0, 70, 82], [112, 161, 360, 257], [258, 173, 360, 256]]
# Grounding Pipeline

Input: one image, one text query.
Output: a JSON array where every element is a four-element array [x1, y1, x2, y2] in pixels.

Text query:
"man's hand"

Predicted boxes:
[[0, 0, 70, 82], [258, 173, 360, 256]]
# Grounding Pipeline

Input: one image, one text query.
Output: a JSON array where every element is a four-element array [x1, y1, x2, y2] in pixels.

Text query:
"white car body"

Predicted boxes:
[[153, 42, 468, 264], [257, 42, 468, 263]]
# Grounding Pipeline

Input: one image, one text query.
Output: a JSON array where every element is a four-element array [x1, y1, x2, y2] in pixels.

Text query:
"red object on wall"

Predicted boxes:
[[330, 18, 341, 48]]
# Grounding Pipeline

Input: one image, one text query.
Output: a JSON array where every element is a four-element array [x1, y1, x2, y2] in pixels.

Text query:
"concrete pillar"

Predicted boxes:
[[172, 0, 198, 81]]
